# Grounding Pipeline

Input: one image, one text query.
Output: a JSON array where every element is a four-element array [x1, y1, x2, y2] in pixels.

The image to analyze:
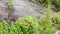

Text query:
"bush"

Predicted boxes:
[[53, 12, 60, 30], [15, 16, 37, 34], [32, 0, 52, 5], [0, 20, 9, 34], [38, 9, 54, 34], [0, 16, 37, 34], [1, 14, 60, 34], [10, 23, 23, 34], [32, 0, 60, 11], [59, 32, 60, 34]]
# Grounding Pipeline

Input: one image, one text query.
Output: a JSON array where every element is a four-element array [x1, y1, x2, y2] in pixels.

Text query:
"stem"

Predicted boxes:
[[7, 7, 11, 23]]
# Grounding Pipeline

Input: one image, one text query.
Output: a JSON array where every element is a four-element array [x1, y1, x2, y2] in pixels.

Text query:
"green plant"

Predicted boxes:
[[10, 23, 23, 34], [6, 0, 13, 7], [55, 0, 60, 6], [6, 0, 13, 23], [38, 4, 54, 34], [32, 0, 45, 4], [15, 16, 38, 34], [53, 0, 60, 11], [0, 20, 9, 34], [53, 12, 60, 30], [32, 0, 52, 5], [32, 0, 60, 11], [58, 32, 60, 34], [1, 15, 60, 34], [38, 14, 54, 34]]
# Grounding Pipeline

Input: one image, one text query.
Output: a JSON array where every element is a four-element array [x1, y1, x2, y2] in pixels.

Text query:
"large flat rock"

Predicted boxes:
[[0, 0, 8, 20], [12, 0, 46, 18], [0, 0, 46, 19]]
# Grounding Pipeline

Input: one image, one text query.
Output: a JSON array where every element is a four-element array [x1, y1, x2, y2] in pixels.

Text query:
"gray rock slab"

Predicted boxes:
[[0, 0, 46, 20]]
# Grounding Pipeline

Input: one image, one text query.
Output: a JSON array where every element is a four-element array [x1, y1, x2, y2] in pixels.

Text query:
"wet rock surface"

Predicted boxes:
[[0, 0, 46, 19], [12, 0, 46, 18], [0, 0, 8, 20]]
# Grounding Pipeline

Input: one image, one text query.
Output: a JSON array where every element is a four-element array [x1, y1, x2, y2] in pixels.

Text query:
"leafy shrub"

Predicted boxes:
[[10, 23, 23, 34], [38, 14, 54, 34], [32, 0, 60, 6], [6, 0, 13, 7], [53, 12, 60, 30], [0, 20, 9, 34], [32, 0, 52, 5], [38, 9, 54, 34], [15, 16, 38, 34], [32, 0, 60, 11], [0, 16, 37, 34], [53, 0, 60, 11], [32, 0, 45, 4], [59, 32, 60, 34], [1, 15, 60, 34], [54, 0, 60, 6]]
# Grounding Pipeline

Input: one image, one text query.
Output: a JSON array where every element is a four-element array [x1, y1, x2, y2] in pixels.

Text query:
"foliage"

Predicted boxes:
[[59, 32, 60, 34], [38, 5, 54, 34], [6, 0, 14, 23], [0, 14, 60, 34], [32, 0, 52, 5], [38, 16, 54, 34], [15, 16, 37, 34], [0, 20, 9, 34], [32, 0, 60, 30], [6, 0, 13, 7], [32, 0, 60, 11], [54, 0, 60, 6], [0, 16, 38, 34], [53, 12, 60, 30], [32, 0, 60, 6], [0, 0, 60, 34], [10, 23, 23, 34]]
